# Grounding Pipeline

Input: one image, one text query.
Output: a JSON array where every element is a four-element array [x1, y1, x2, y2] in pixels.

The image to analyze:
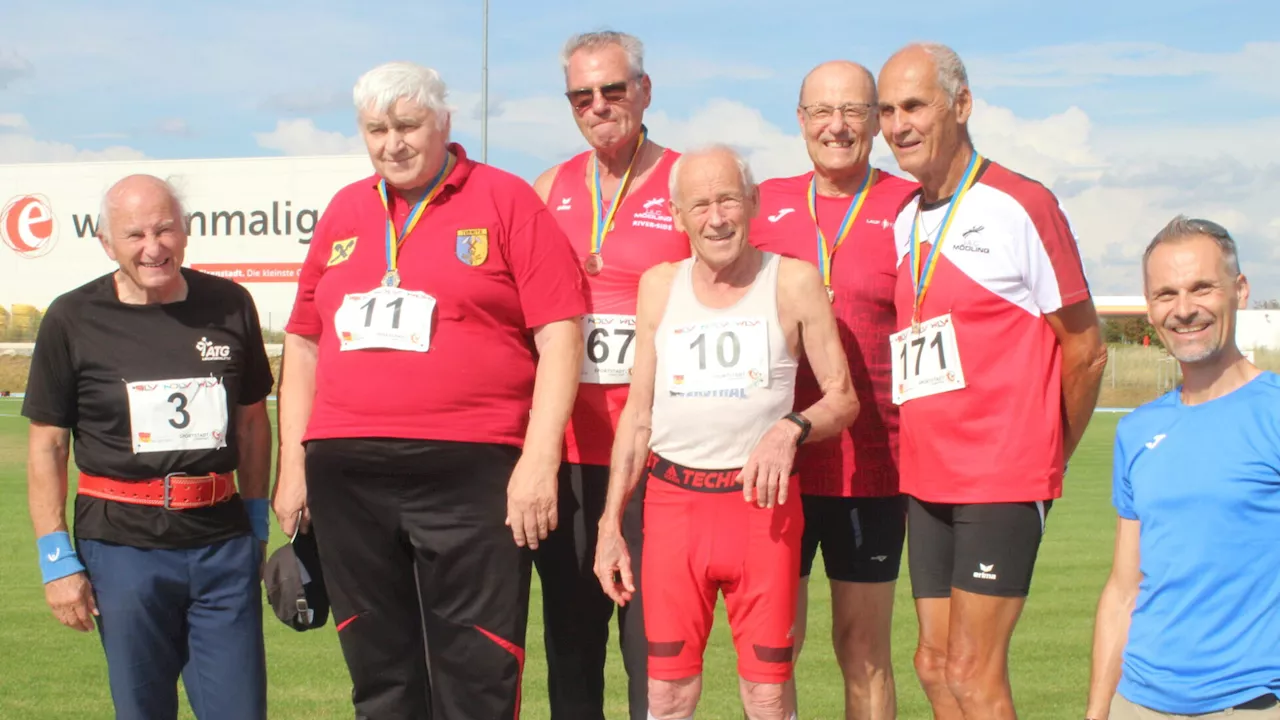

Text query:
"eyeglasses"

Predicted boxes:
[[565, 78, 636, 112], [800, 103, 875, 124]]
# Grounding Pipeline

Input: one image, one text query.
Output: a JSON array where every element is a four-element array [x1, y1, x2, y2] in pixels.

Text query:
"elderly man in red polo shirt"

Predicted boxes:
[[272, 61, 587, 720]]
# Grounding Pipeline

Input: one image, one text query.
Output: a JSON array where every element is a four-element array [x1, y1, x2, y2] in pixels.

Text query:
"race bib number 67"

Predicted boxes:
[[126, 377, 230, 454], [890, 313, 966, 405], [581, 314, 637, 384]]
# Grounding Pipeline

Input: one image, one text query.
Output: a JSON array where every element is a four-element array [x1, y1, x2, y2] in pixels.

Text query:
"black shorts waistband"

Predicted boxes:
[[646, 453, 743, 493]]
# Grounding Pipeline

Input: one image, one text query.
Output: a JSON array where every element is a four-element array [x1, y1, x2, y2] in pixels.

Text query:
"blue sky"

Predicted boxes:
[[2, 0, 1278, 298]]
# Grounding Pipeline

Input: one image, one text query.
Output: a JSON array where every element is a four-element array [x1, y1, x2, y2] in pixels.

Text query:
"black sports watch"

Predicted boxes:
[[782, 412, 811, 446]]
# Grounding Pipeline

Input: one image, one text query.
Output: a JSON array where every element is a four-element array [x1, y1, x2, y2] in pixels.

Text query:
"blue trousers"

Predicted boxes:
[[78, 534, 267, 720]]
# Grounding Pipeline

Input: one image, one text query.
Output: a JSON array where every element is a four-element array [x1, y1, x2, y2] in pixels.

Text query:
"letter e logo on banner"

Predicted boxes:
[[1, 195, 58, 259]]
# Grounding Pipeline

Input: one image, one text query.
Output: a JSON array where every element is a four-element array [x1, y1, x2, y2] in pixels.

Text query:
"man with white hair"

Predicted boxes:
[[532, 30, 689, 720], [751, 59, 918, 720], [272, 61, 587, 719], [23, 174, 274, 719], [1086, 216, 1279, 720], [595, 145, 859, 720], [878, 43, 1108, 718]]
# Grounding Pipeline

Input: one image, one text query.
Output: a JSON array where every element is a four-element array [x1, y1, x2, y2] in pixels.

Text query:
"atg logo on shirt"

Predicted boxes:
[[196, 337, 232, 362]]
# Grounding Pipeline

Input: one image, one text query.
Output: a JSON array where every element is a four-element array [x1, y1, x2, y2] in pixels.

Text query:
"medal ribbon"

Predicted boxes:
[[909, 152, 983, 324], [589, 126, 647, 258], [377, 152, 456, 279], [807, 168, 877, 292]]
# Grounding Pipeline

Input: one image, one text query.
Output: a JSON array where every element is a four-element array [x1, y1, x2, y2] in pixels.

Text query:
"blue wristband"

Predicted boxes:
[[244, 498, 270, 543], [37, 531, 86, 584]]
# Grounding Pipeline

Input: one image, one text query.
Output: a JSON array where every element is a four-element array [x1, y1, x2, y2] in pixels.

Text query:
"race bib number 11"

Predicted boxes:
[[126, 377, 230, 454], [890, 313, 966, 405], [581, 314, 637, 384], [334, 286, 436, 353]]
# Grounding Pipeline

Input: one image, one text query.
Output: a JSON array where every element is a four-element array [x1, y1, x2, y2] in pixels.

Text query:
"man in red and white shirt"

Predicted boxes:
[[751, 60, 916, 720], [878, 43, 1107, 719], [531, 31, 689, 720], [272, 61, 586, 720]]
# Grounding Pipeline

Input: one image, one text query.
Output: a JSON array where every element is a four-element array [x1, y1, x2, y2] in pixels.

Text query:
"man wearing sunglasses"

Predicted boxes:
[[532, 29, 690, 720], [750, 60, 917, 720]]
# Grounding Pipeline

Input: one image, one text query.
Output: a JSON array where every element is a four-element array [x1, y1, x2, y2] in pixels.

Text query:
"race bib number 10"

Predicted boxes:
[[890, 313, 966, 405], [581, 314, 637, 384], [125, 377, 230, 454], [666, 317, 770, 394], [334, 286, 436, 353]]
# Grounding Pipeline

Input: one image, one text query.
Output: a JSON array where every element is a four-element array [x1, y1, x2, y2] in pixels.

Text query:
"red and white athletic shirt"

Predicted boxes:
[[546, 148, 691, 467], [892, 159, 1091, 504], [751, 171, 918, 497]]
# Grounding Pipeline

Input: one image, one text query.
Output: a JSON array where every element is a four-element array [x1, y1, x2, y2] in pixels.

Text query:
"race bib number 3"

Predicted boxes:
[[126, 377, 230, 454], [890, 313, 966, 405], [667, 317, 770, 394], [334, 286, 436, 353], [581, 314, 637, 384]]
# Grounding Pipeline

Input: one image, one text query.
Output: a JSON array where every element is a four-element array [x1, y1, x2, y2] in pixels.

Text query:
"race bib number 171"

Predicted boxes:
[[890, 313, 966, 405]]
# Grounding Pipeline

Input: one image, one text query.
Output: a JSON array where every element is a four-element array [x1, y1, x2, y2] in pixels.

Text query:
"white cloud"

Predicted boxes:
[[253, 119, 364, 156], [0, 113, 29, 131], [969, 41, 1280, 95], [0, 115, 145, 163], [156, 118, 192, 137]]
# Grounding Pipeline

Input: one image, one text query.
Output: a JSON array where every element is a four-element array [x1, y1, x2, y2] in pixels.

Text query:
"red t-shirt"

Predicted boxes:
[[546, 147, 691, 466], [892, 159, 1091, 503], [751, 170, 917, 497], [286, 144, 588, 448]]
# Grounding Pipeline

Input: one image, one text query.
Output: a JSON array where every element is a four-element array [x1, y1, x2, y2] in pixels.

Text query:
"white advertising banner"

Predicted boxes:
[[0, 154, 374, 329]]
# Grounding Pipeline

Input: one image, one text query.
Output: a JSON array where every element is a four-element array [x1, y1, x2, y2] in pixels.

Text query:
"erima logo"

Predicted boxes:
[[196, 337, 231, 362], [768, 208, 794, 222], [1145, 434, 1167, 450], [870, 555, 888, 562], [556, 197, 572, 211], [973, 563, 998, 580]]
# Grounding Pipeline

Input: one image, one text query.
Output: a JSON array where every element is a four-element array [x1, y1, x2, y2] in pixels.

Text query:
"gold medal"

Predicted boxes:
[[584, 253, 604, 276], [383, 270, 400, 288]]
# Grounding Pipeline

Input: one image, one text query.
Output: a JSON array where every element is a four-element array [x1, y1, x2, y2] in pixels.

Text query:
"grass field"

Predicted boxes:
[[0, 396, 1122, 719]]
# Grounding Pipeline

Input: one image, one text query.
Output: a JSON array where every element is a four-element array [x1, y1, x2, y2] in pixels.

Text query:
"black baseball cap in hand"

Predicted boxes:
[[264, 525, 329, 631]]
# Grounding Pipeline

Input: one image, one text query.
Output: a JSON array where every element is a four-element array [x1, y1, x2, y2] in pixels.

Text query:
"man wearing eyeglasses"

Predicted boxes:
[[532, 30, 690, 720], [750, 60, 917, 720]]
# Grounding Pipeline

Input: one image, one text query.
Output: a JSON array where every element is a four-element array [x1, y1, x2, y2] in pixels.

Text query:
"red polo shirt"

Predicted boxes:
[[287, 144, 588, 448]]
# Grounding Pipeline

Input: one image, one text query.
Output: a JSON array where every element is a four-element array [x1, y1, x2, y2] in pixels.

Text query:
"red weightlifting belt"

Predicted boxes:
[[77, 471, 236, 510]]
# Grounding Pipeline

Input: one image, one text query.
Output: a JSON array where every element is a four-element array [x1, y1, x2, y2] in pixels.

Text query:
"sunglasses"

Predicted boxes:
[[564, 79, 634, 112]]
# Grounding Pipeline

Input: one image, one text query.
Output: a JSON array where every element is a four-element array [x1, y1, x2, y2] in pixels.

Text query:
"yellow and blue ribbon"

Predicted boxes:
[[376, 152, 456, 285], [807, 168, 877, 293], [909, 152, 983, 325], [589, 127, 647, 259]]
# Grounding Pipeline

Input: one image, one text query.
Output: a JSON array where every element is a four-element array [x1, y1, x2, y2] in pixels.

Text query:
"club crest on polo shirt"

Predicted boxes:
[[327, 237, 357, 267], [456, 228, 488, 266]]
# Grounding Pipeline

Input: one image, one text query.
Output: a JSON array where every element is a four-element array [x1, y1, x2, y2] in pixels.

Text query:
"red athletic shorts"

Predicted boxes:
[[641, 453, 804, 683]]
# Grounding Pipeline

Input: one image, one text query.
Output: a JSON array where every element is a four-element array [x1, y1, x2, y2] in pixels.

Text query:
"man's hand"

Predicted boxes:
[[506, 454, 558, 549], [739, 419, 802, 508], [45, 573, 98, 632], [593, 525, 635, 605], [272, 469, 309, 538]]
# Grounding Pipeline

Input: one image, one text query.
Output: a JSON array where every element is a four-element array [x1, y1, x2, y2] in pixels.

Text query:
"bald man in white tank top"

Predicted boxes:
[[594, 145, 860, 720]]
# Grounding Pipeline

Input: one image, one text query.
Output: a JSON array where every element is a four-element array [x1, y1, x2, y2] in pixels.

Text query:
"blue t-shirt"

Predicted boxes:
[[1113, 371, 1280, 714]]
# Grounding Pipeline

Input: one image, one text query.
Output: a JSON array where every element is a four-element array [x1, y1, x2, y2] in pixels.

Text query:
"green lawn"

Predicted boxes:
[[0, 397, 1121, 719]]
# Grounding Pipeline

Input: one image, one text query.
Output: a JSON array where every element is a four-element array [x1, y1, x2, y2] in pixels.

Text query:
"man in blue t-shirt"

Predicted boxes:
[[1085, 215, 1280, 719]]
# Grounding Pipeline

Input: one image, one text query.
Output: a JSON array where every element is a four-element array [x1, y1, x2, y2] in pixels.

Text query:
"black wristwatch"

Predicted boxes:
[[782, 412, 811, 446]]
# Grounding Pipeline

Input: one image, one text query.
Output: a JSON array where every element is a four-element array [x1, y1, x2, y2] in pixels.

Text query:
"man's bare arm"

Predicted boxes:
[[784, 258, 860, 442], [1046, 298, 1108, 462], [1086, 517, 1142, 719]]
